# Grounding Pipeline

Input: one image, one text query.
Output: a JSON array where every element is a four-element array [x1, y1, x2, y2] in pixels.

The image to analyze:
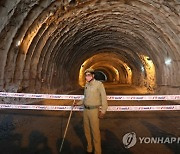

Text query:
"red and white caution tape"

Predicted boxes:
[[107, 105, 180, 111], [0, 104, 179, 111], [0, 92, 180, 100], [0, 92, 180, 111]]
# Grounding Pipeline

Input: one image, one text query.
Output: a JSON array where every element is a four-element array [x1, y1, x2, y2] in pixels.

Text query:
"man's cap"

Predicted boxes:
[[84, 68, 95, 74]]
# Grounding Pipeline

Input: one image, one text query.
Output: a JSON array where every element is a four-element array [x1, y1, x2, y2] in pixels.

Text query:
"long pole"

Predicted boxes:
[[59, 99, 75, 153]]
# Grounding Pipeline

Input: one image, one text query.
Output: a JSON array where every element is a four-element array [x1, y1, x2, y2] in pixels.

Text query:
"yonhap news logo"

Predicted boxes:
[[122, 132, 137, 148], [123, 132, 180, 149]]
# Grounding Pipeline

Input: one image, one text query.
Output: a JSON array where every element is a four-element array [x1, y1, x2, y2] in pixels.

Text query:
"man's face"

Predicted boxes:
[[85, 72, 94, 82]]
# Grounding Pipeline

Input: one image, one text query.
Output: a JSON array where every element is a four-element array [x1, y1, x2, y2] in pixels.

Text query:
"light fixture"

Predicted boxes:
[[16, 40, 21, 47], [165, 58, 172, 65], [141, 66, 144, 72]]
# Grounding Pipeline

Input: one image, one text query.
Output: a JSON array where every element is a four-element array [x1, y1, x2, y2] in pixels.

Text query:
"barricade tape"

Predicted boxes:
[[0, 92, 179, 111], [0, 104, 179, 111], [0, 92, 180, 100]]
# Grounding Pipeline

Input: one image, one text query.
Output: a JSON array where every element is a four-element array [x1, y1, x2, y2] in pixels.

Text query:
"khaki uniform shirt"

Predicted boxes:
[[78, 79, 108, 114]]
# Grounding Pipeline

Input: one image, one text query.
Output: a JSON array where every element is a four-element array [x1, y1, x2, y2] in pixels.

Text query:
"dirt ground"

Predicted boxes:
[[0, 99, 180, 154]]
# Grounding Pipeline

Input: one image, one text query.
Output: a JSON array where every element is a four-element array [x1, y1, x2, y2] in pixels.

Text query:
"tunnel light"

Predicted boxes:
[[16, 40, 21, 47], [165, 58, 172, 65], [141, 66, 145, 72]]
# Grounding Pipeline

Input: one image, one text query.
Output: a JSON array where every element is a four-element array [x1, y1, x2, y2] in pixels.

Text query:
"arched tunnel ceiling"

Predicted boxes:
[[0, 0, 179, 94]]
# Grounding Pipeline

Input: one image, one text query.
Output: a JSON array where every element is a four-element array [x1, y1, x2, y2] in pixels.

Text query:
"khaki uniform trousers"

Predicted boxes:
[[83, 108, 101, 154]]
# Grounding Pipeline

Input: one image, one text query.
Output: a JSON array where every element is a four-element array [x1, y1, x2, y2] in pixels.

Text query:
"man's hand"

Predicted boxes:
[[73, 100, 83, 106], [73, 102, 78, 106], [98, 111, 105, 119]]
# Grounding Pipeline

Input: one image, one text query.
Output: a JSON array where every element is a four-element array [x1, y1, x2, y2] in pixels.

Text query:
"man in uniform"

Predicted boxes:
[[75, 68, 108, 154]]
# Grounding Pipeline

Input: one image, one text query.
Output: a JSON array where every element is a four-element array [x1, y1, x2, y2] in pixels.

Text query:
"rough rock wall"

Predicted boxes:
[[0, 0, 179, 98]]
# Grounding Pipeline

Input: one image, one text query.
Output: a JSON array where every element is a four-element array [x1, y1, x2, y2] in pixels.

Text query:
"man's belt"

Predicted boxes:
[[84, 105, 99, 110]]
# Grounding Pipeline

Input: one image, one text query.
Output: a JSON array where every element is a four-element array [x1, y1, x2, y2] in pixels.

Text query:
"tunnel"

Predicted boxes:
[[0, 1, 180, 153], [0, 0, 180, 99]]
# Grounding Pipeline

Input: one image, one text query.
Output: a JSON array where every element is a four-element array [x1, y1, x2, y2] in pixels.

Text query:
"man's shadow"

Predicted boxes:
[[102, 129, 132, 154], [73, 119, 132, 154]]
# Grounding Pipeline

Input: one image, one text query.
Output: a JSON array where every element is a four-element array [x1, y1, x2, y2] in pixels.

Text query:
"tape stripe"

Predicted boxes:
[[0, 92, 180, 100], [0, 104, 179, 111]]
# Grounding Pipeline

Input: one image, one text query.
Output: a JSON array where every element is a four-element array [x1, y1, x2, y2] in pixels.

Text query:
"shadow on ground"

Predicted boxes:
[[0, 115, 52, 154], [142, 121, 180, 154]]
